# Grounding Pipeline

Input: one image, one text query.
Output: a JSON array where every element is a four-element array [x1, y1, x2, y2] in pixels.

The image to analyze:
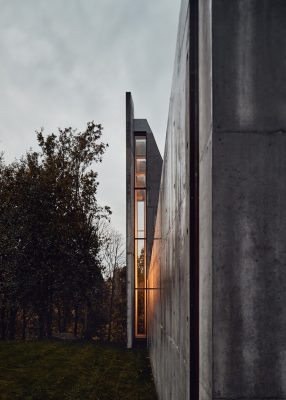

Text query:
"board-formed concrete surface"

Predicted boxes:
[[199, 1, 212, 399], [213, 133, 286, 398], [147, 1, 191, 399], [213, 1, 286, 398], [144, 1, 286, 399]]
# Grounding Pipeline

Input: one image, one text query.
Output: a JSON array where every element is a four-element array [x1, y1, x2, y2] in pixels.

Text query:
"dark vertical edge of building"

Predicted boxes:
[[126, 92, 134, 348], [189, 0, 199, 399], [126, 91, 130, 348]]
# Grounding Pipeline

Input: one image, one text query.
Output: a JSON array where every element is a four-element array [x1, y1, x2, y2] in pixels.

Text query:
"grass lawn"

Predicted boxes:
[[0, 341, 157, 400]]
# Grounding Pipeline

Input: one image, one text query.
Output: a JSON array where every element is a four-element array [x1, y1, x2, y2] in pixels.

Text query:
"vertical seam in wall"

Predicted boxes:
[[211, 3, 214, 396], [211, 1, 213, 398], [189, 0, 200, 399]]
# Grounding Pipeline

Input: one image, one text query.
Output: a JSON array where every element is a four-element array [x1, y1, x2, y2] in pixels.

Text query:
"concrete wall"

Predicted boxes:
[[126, 92, 135, 349], [146, 1, 286, 399], [199, 1, 212, 399], [212, 1, 286, 398], [147, 1, 213, 398], [147, 1, 191, 399]]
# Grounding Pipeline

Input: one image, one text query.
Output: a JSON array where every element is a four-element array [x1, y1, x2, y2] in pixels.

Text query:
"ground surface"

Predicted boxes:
[[0, 341, 157, 400]]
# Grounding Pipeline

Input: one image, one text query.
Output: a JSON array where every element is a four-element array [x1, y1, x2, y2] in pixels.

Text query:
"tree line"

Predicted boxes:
[[0, 122, 126, 342]]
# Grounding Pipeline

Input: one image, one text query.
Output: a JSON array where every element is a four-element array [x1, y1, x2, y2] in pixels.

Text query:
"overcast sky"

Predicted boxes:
[[0, 0, 180, 235]]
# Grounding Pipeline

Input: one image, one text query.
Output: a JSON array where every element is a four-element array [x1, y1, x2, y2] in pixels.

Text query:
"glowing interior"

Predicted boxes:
[[134, 136, 147, 338]]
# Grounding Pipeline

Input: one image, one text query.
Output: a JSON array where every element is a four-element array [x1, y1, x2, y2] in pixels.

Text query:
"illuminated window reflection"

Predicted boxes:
[[135, 190, 145, 238], [135, 158, 146, 187], [135, 240, 145, 288], [134, 136, 147, 338], [136, 290, 146, 336], [135, 138, 146, 156]]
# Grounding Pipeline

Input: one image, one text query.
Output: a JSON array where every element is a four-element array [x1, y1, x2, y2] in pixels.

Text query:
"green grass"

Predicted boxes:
[[0, 341, 157, 400]]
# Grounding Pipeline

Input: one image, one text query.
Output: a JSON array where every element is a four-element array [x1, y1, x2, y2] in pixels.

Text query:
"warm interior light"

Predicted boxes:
[[134, 136, 147, 338]]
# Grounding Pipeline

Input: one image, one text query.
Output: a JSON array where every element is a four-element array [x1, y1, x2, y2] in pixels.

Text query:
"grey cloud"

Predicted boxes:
[[0, 0, 180, 234]]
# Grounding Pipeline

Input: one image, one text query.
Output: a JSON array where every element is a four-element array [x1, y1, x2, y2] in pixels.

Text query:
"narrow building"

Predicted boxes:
[[126, 92, 162, 348]]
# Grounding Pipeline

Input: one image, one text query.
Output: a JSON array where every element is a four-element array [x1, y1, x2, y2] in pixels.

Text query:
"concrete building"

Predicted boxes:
[[127, 1, 286, 399], [126, 92, 162, 348]]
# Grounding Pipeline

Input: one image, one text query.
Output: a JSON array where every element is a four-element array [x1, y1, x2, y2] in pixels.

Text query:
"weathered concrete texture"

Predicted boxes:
[[213, 132, 286, 398], [147, 1, 190, 399], [199, 1, 212, 399], [126, 92, 135, 349], [213, 1, 286, 398], [213, 0, 286, 132]]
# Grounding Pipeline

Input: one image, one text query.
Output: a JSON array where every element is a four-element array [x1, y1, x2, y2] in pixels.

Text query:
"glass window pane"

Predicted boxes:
[[136, 289, 146, 336], [135, 189, 145, 202], [136, 175, 146, 188], [136, 158, 146, 174], [134, 135, 146, 339], [135, 239, 145, 288], [137, 201, 145, 238], [135, 190, 145, 238], [135, 137, 146, 156], [135, 158, 146, 188]]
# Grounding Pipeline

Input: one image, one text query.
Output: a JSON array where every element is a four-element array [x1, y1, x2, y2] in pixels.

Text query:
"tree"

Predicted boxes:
[[0, 122, 111, 340], [101, 226, 125, 342]]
